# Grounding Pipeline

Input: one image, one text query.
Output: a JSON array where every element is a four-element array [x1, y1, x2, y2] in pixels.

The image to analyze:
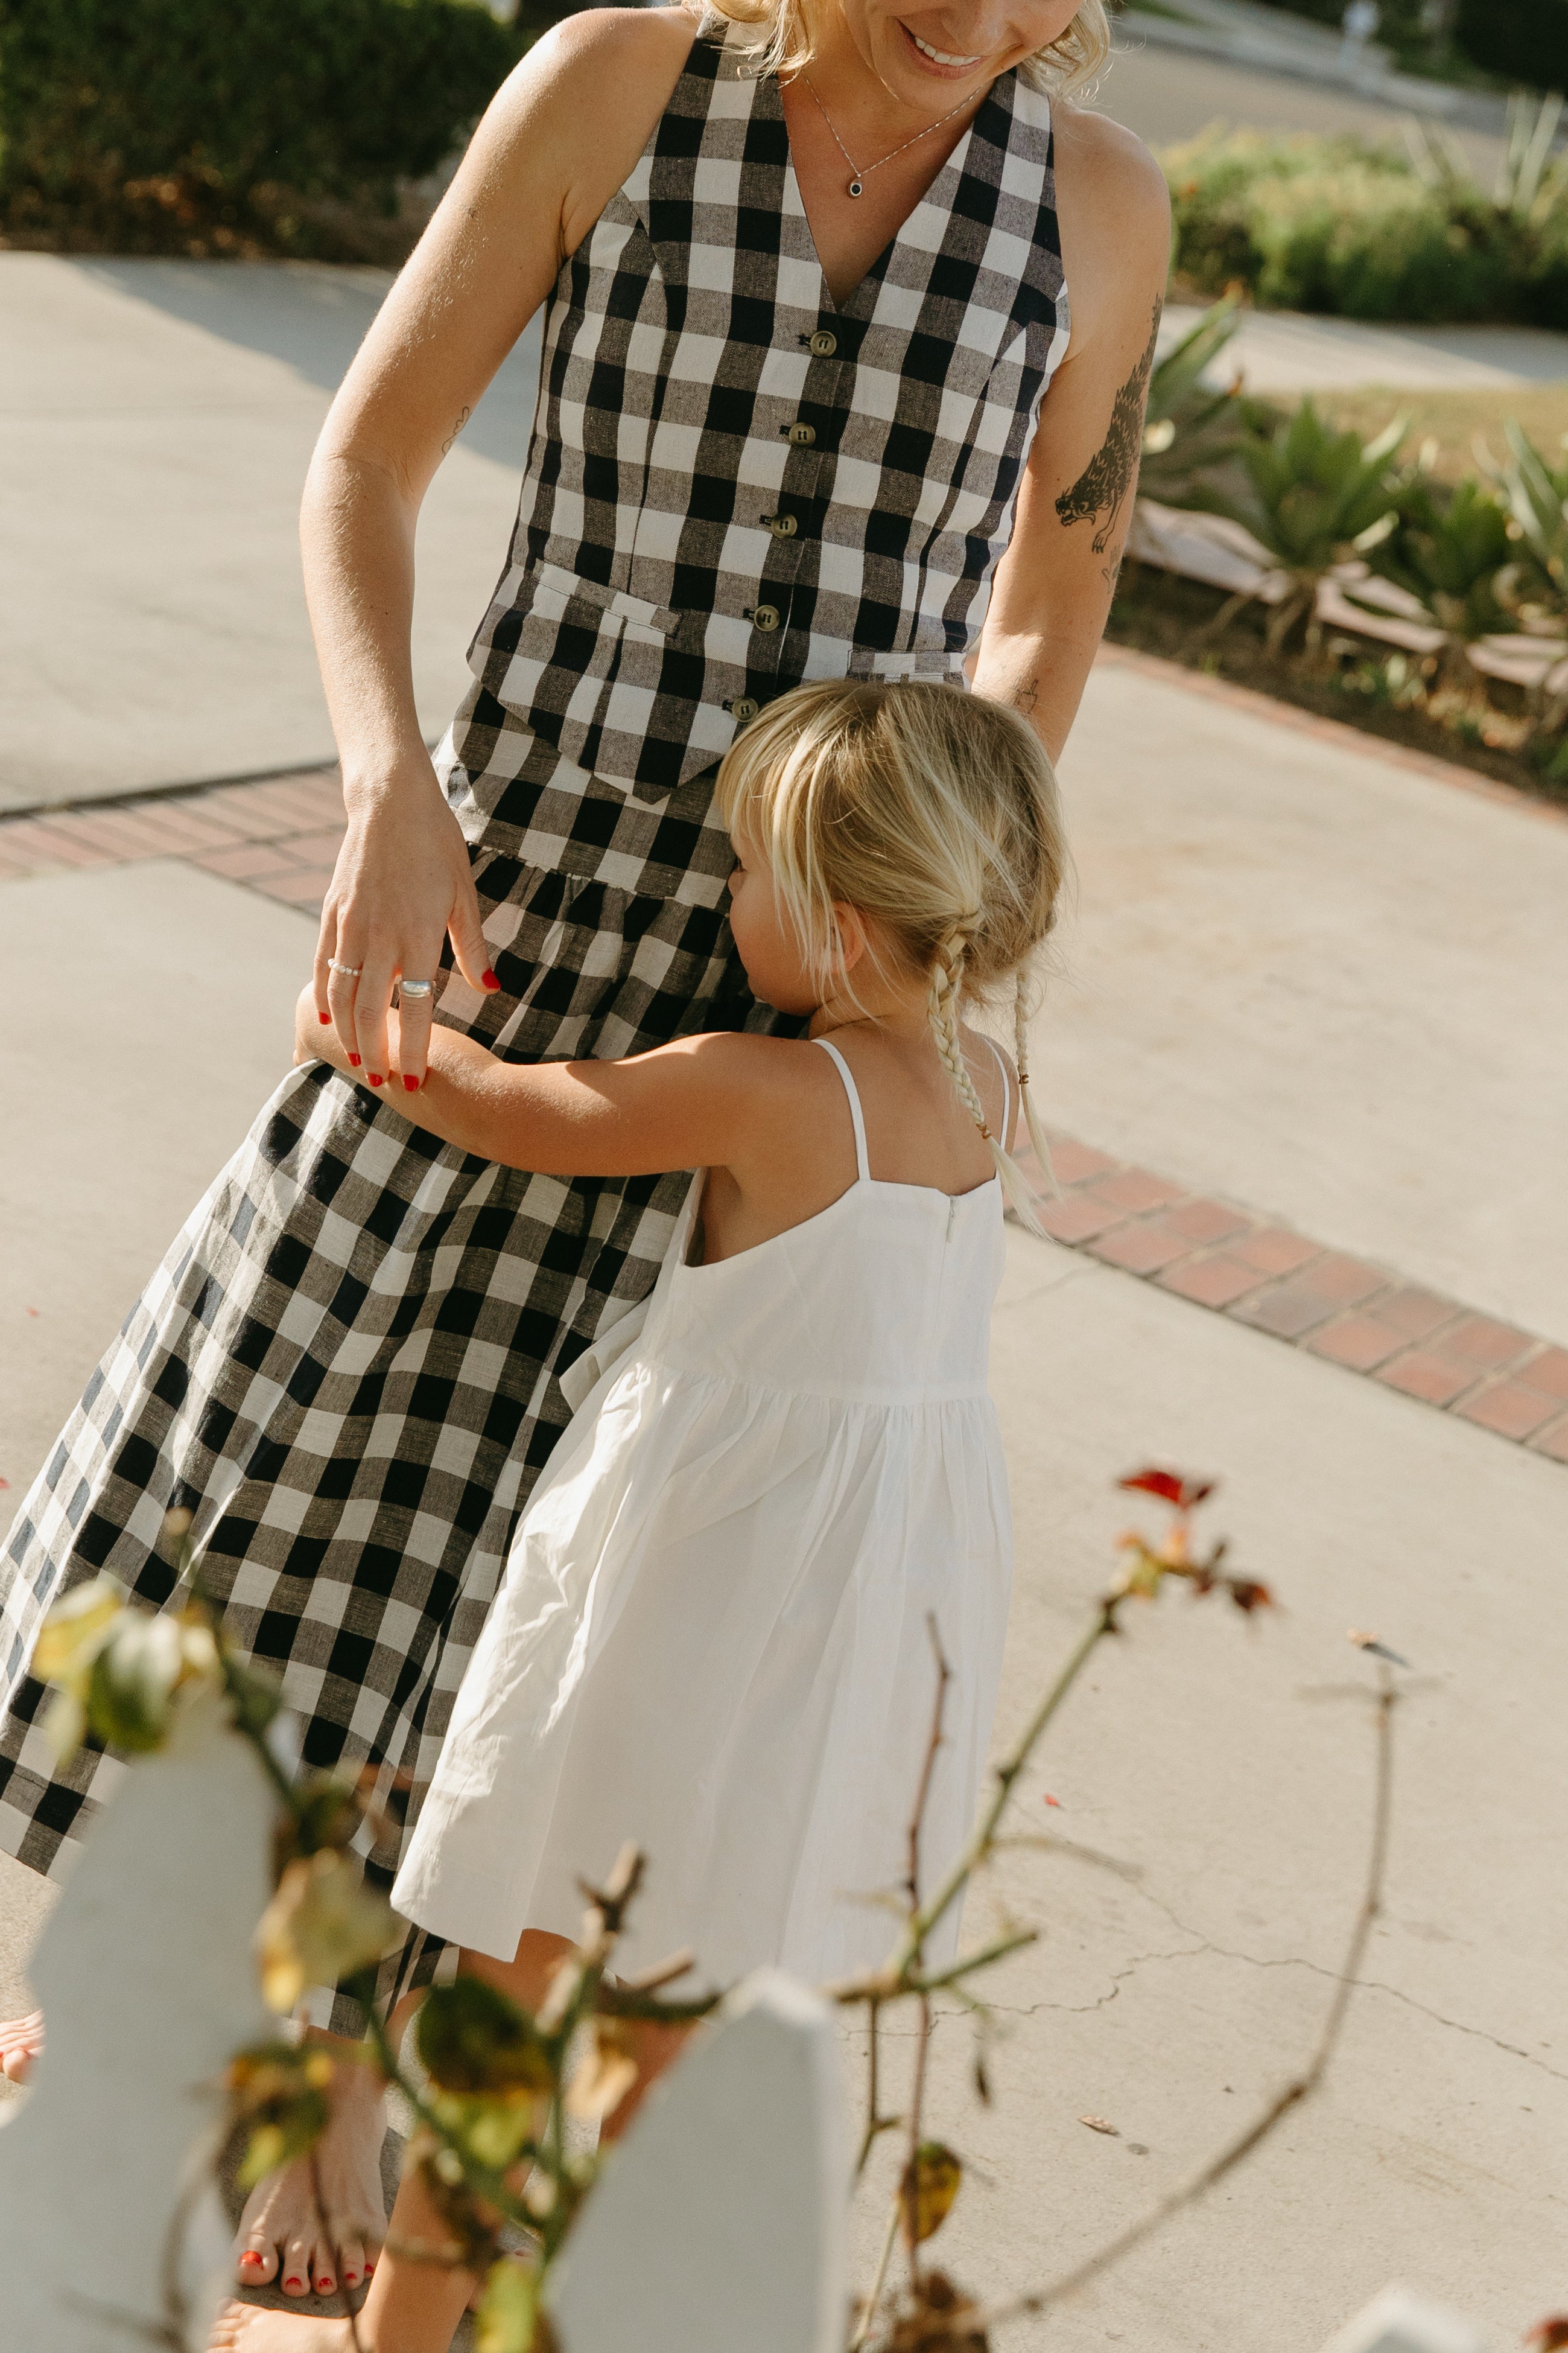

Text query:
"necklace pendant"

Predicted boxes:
[[847, 176, 863, 197]]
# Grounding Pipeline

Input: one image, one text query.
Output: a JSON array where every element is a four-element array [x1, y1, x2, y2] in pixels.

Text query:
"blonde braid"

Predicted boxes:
[[927, 925, 1049, 1237], [1012, 969, 1059, 1197]]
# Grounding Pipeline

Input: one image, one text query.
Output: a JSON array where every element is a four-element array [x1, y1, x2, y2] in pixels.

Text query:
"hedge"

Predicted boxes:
[[0, 0, 524, 249], [1454, 0, 1568, 89], [1166, 131, 1568, 327]]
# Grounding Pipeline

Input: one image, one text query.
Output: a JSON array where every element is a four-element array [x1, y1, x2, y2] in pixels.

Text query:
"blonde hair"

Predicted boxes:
[[698, 0, 1111, 97], [716, 678, 1068, 1232]]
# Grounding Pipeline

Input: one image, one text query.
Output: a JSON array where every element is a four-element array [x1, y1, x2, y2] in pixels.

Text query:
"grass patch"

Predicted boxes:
[[1311, 384, 1568, 486]]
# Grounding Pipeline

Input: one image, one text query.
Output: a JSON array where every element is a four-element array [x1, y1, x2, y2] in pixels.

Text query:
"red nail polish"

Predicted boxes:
[[317, 2279, 335, 2294], [404, 1074, 419, 1092], [482, 967, 500, 990], [318, 1011, 331, 1025], [367, 1073, 384, 1087], [348, 1053, 361, 1068], [238, 2253, 265, 2274], [285, 2277, 304, 2291]]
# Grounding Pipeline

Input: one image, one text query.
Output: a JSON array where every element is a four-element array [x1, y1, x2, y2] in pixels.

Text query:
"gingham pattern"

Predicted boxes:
[[454, 8, 1068, 826], [0, 17, 1065, 2015]]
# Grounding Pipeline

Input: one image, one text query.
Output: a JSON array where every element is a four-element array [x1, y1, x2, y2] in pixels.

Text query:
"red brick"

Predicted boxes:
[[1156, 1252, 1265, 1309], [1369, 1286, 1461, 1343], [1231, 1279, 1341, 1341], [1453, 1380, 1561, 1442], [271, 824, 346, 865], [1088, 1218, 1192, 1276], [1084, 1167, 1187, 1216], [1376, 1349, 1479, 1407], [1044, 1133, 1121, 1188], [113, 799, 255, 855], [1304, 1314, 1408, 1373], [220, 775, 341, 832], [1227, 1226, 1320, 1278], [253, 869, 333, 909], [58, 806, 188, 861], [1160, 1197, 1251, 1246], [1292, 1252, 1387, 1309], [1527, 1413, 1568, 1463], [1036, 1194, 1131, 1247], [1517, 1347, 1568, 1401], [0, 815, 112, 870], [1441, 1314, 1535, 1374]]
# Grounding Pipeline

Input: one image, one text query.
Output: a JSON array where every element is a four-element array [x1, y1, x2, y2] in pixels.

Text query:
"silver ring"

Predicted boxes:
[[399, 979, 434, 1001], [328, 958, 361, 979]]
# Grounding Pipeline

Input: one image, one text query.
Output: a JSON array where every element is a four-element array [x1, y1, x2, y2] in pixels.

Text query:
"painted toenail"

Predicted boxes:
[[319, 2279, 335, 2293], [285, 2276, 304, 2291]]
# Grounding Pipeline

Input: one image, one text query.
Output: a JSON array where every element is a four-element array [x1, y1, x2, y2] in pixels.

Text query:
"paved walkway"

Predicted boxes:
[[1161, 303, 1568, 393]]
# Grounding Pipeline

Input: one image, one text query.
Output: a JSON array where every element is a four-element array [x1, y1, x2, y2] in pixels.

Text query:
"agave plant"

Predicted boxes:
[[1406, 92, 1568, 231], [1367, 474, 1514, 682], [1190, 398, 1408, 652], [1497, 421, 1568, 610], [1138, 295, 1248, 506]]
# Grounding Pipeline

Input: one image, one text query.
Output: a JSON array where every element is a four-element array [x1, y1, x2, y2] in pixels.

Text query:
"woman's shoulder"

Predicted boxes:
[[1049, 98, 1169, 224]]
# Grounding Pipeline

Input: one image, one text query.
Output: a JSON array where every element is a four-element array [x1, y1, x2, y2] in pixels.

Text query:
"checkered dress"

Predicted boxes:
[[0, 14, 1067, 2016]]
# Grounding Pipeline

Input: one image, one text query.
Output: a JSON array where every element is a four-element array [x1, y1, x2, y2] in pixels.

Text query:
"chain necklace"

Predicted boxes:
[[801, 74, 977, 199]]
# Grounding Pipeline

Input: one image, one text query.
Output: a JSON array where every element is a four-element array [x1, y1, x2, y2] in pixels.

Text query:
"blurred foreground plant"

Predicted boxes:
[[33, 1470, 1401, 2353]]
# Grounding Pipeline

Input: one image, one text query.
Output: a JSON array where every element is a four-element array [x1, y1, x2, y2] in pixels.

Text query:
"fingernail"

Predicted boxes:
[[367, 1073, 384, 1087], [348, 1053, 361, 1068], [404, 1074, 419, 1092], [318, 1011, 331, 1025], [482, 967, 500, 990]]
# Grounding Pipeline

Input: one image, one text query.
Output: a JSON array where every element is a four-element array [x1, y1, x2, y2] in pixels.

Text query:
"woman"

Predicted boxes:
[[0, 0, 1167, 2311]]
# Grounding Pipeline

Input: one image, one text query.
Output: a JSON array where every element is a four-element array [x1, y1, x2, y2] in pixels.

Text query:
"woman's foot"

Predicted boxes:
[[0, 2009, 43, 2084], [211, 2307, 357, 2349], [233, 2046, 387, 2299]]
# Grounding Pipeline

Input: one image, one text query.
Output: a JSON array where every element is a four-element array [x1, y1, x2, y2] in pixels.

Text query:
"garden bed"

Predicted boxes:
[[1106, 559, 1568, 810]]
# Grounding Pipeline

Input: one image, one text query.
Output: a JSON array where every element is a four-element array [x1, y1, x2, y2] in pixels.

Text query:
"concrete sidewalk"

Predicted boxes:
[[2, 255, 540, 811]]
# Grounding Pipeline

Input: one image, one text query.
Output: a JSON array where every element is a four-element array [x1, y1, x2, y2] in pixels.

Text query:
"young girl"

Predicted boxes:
[[222, 677, 1064, 2351]]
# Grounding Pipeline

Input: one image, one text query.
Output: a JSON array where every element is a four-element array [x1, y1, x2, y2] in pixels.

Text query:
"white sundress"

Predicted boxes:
[[391, 1040, 1015, 1987]]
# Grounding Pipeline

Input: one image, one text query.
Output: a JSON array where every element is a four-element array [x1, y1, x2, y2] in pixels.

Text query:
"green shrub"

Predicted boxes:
[[1455, 0, 1568, 92], [1165, 128, 1566, 325], [0, 0, 522, 249]]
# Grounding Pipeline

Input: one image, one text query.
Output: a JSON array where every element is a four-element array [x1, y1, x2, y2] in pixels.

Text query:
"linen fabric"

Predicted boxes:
[[0, 13, 1063, 2016], [393, 1042, 1014, 1984]]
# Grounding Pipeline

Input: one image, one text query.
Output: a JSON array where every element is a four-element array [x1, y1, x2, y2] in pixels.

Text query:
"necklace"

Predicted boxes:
[[801, 74, 977, 200]]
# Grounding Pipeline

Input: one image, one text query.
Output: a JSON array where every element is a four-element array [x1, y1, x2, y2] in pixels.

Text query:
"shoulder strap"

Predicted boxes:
[[813, 1037, 871, 1183], [983, 1036, 1011, 1150]]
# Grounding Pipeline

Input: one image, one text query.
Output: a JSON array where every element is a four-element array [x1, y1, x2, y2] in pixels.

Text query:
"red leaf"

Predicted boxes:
[[1043, 1794, 1063, 1809], [1527, 2322, 1568, 2352], [1118, 1466, 1214, 1511], [1227, 1579, 1274, 1616]]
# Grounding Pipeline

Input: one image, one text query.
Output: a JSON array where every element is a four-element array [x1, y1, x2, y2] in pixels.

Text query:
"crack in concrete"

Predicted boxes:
[[1079, 1891, 1568, 2087]]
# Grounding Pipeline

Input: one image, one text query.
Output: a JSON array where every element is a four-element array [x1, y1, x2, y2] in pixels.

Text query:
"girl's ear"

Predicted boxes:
[[829, 900, 871, 978]]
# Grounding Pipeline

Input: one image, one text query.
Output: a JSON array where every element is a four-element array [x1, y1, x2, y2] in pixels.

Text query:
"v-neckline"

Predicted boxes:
[[759, 60, 992, 320]]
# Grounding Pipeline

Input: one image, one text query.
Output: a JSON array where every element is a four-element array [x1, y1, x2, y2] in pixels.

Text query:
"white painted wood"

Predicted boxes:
[[547, 1969, 847, 2353], [0, 1688, 274, 2350], [1319, 2287, 1487, 2353]]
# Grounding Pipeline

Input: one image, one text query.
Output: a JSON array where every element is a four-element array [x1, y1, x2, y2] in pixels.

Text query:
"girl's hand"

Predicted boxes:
[[311, 759, 497, 1091], [297, 982, 408, 1093]]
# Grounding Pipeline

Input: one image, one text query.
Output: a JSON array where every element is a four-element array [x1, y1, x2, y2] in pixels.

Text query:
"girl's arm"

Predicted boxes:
[[973, 106, 1170, 763], [294, 987, 782, 1179]]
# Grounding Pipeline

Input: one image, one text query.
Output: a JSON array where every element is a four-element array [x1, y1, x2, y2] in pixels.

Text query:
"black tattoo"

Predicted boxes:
[[1013, 673, 1040, 718], [1055, 298, 1162, 556], [440, 406, 472, 456]]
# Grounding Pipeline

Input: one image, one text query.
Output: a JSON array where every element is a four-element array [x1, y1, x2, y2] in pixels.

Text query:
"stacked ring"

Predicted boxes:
[[328, 958, 362, 979]]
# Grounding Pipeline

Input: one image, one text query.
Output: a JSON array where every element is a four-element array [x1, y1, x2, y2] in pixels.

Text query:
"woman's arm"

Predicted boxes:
[[295, 986, 786, 1178], [972, 107, 1171, 763], [301, 7, 699, 1091]]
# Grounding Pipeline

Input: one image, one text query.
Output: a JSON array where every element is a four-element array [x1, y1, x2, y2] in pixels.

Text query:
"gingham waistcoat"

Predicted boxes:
[[460, 13, 1070, 815]]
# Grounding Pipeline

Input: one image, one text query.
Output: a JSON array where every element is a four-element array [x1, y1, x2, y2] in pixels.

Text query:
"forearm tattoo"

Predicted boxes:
[[1055, 297, 1162, 557], [440, 406, 472, 456]]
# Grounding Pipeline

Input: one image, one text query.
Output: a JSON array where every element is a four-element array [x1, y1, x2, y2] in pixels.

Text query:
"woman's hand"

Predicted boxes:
[[311, 757, 495, 1094], [297, 981, 407, 1088]]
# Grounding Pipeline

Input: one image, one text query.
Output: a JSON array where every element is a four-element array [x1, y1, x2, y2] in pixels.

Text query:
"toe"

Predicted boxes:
[[208, 2304, 251, 2348], [335, 2235, 367, 2293], [311, 2250, 337, 2299], [2, 2045, 32, 2085], [233, 2240, 278, 2289], [280, 2237, 313, 2297]]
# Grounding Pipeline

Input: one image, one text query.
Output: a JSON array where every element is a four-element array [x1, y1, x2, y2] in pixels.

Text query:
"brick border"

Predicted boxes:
[[3, 765, 1564, 1465]]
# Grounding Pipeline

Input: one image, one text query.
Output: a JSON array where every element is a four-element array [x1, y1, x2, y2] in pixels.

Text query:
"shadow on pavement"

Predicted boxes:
[[73, 256, 542, 469]]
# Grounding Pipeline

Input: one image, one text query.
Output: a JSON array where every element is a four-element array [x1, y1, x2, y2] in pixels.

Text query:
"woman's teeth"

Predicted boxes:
[[910, 30, 984, 62]]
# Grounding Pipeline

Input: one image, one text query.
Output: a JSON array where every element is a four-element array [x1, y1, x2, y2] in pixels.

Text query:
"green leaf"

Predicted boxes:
[[475, 2258, 541, 2353], [86, 1610, 185, 1753], [902, 2141, 964, 2244], [417, 1976, 554, 2097]]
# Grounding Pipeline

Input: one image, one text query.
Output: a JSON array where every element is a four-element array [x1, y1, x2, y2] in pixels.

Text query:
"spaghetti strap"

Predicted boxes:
[[982, 1036, 1011, 1150], [813, 1037, 871, 1183]]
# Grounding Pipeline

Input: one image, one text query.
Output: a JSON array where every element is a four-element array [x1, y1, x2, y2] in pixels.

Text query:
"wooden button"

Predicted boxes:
[[808, 330, 837, 357], [784, 422, 816, 446], [731, 698, 760, 722], [748, 605, 781, 632]]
